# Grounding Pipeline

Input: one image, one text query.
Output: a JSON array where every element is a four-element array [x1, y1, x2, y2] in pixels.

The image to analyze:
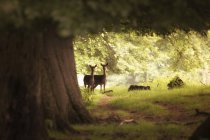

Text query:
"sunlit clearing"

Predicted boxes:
[[75, 30, 210, 88]]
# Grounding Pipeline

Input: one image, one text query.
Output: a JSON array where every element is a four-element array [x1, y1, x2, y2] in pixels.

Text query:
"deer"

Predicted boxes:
[[93, 63, 108, 93], [83, 65, 97, 92]]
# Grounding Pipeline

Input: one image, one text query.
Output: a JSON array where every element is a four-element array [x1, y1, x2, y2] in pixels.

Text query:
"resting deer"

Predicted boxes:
[[94, 63, 108, 93], [83, 65, 97, 92]]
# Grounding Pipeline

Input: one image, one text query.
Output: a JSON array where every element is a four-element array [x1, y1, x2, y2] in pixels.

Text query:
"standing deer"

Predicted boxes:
[[83, 65, 97, 92], [94, 63, 108, 93]]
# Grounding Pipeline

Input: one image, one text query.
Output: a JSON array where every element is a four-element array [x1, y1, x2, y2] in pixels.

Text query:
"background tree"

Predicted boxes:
[[74, 30, 210, 85], [74, 32, 118, 74]]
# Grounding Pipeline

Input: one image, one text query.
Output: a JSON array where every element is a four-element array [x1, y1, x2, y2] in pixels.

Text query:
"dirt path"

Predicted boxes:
[[97, 95, 113, 107], [155, 101, 189, 121]]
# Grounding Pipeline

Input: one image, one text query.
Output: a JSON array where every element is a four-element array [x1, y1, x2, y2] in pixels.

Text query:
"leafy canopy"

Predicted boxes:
[[0, 0, 209, 34], [74, 30, 210, 77]]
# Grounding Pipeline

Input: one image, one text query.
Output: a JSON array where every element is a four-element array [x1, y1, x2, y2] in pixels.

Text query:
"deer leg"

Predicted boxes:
[[100, 85, 102, 92], [91, 84, 95, 92], [90, 85, 92, 92], [93, 84, 97, 90], [87, 85, 90, 92], [103, 84, 105, 93]]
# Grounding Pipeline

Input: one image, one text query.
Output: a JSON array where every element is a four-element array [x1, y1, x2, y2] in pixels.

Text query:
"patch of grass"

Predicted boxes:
[[48, 130, 69, 139], [71, 120, 185, 140], [80, 88, 104, 110], [49, 121, 201, 140], [146, 87, 210, 111], [110, 97, 168, 117], [77, 85, 210, 140], [88, 86, 210, 121]]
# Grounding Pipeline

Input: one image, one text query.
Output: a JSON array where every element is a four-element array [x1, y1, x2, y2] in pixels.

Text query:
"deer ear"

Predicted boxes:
[[95, 65, 97, 67], [101, 63, 103, 66], [106, 63, 108, 66]]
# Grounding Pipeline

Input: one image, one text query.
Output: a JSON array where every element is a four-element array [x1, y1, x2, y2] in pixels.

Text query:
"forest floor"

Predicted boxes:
[[50, 86, 210, 140]]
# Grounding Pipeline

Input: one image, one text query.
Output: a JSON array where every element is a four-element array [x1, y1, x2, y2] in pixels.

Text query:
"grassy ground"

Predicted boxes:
[[50, 86, 210, 140]]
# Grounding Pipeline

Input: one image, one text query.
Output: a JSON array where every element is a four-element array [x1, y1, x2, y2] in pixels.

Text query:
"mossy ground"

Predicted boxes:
[[50, 86, 210, 140]]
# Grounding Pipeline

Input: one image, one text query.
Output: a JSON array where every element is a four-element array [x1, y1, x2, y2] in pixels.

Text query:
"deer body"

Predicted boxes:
[[84, 75, 105, 91], [93, 63, 108, 93], [83, 65, 97, 92], [83, 75, 91, 88]]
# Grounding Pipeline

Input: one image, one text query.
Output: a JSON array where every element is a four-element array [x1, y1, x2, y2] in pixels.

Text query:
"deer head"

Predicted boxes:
[[89, 65, 97, 73], [100, 63, 108, 76], [101, 63, 108, 70], [89, 65, 97, 79]]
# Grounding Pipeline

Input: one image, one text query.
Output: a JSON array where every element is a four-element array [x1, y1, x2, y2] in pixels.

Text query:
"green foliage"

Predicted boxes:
[[74, 31, 161, 74], [109, 32, 160, 75], [75, 30, 210, 85], [0, 0, 209, 34], [80, 88, 94, 106], [166, 31, 209, 71], [80, 88, 104, 108], [74, 32, 118, 74]]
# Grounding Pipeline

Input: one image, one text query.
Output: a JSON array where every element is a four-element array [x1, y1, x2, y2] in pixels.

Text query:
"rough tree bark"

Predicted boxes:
[[41, 29, 92, 128], [0, 28, 92, 140], [0, 29, 48, 140]]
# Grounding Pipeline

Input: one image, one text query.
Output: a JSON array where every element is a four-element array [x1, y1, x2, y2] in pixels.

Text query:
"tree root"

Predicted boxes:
[[195, 109, 210, 116]]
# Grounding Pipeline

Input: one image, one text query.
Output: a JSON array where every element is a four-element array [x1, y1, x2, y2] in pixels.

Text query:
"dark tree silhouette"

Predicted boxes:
[[190, 116, 210, 140]]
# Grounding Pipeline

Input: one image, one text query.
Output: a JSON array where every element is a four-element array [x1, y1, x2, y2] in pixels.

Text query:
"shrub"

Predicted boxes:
[[80, 88, 93, 105], [167, 76, 184, 89]]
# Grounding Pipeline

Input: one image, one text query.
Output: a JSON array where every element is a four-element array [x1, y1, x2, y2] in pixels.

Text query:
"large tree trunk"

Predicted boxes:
[[190, 116, 210, 140], [0, 28, 92, 140], [0, 30, 48, 140], [41, 29, 92, 128]]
